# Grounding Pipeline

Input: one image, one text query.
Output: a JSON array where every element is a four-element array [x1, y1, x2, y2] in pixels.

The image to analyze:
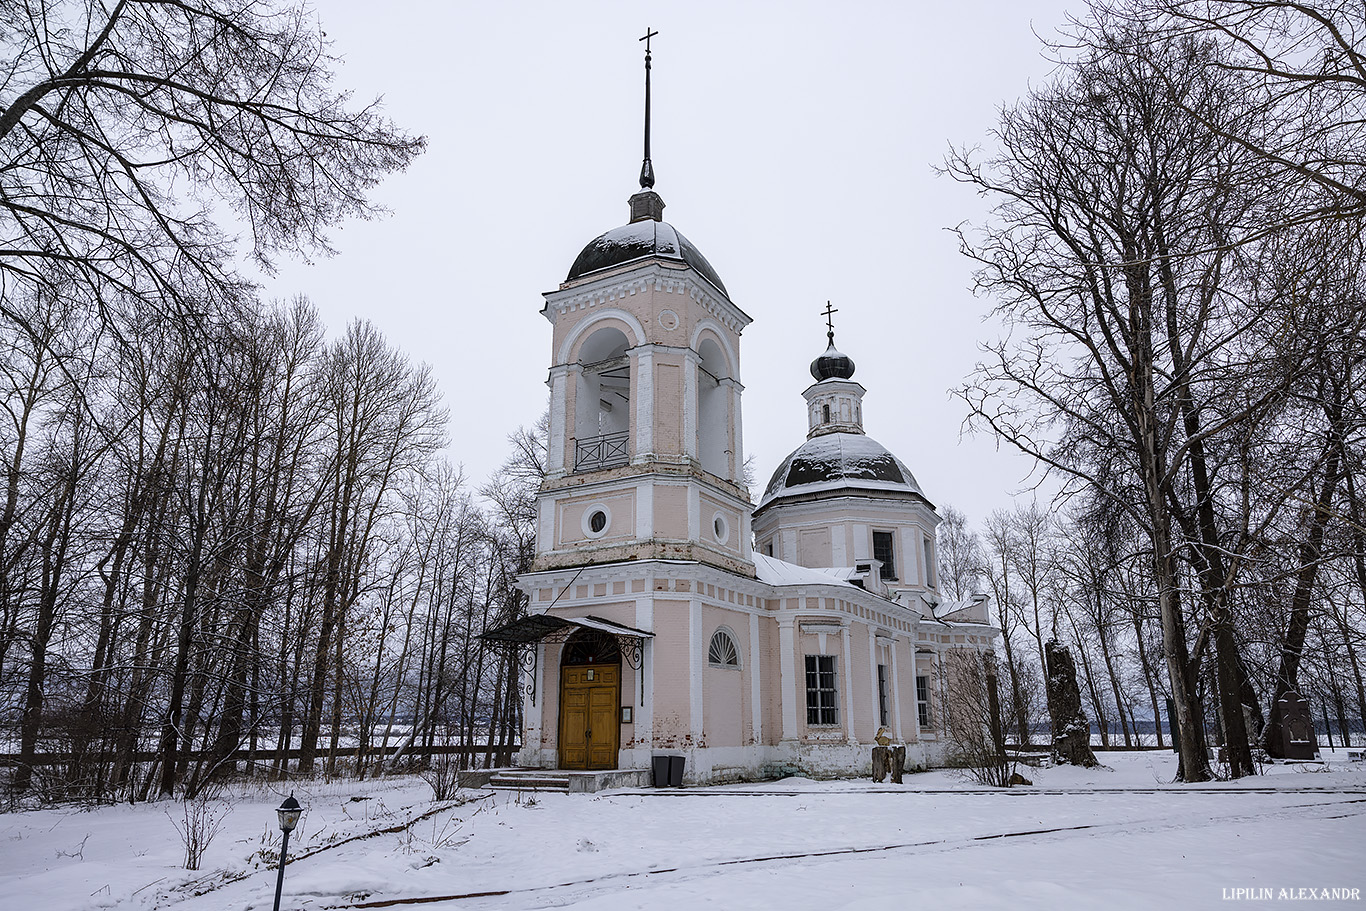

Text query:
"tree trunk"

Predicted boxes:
[[1044, 639, 1098, 766], [1265, 427, 1341, 756]]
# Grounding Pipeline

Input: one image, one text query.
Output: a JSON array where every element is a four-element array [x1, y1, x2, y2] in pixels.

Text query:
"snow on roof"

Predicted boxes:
[[758, 431, 925, 509], [932, 598, 975, 620], [753, 553, 859, 588], [566, 218, 728, 294]]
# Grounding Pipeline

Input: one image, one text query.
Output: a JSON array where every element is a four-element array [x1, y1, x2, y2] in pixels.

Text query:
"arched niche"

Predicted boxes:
[[696, 335, 732, 480], [574, 326, 631, 468]]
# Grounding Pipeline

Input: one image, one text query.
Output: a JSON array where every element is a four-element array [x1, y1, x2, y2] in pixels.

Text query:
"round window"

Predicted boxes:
[[582, 504, 612, 538], [712, 512, 730, 545]]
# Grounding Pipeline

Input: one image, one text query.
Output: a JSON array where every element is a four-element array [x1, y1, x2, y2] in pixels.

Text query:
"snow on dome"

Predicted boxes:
[[758, 432, 926, 509], [566, 219, 727, 294]]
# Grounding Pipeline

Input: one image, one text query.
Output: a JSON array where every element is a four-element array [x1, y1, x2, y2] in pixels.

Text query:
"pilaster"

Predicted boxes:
[[841, 624, 856, 743], [778, 615, 798, 741], [749, 611, 762, 744], [683, 349, 698, 460], [889, 636, 904, 742], [690, 598, 704, 742], [633, 346, 654, 461]]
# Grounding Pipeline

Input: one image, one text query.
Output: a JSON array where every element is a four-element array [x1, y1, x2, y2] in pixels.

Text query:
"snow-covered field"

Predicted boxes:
[[3, 751, 1363, 910]]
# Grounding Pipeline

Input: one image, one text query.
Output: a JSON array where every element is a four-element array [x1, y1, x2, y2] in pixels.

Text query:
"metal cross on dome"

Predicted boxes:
[[822, 301, 839, 343]]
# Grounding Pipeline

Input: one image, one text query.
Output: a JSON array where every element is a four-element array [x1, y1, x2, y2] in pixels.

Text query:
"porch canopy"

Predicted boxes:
[[480, 613, 653, 645], [480, 614, 653, 706]]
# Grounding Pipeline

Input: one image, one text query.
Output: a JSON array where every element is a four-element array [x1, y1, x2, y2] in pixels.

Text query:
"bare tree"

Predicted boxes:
[[0, 0, 425, 331], [1105, 0, 1366, 222], [941, 649, 1015, 786], [947, 28, 1280, 780], [981, 509, 1035, 745], [937, 504, 986, 601]]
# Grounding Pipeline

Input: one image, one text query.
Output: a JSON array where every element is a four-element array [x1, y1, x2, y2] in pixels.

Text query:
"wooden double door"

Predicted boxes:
[[558, 663, 620, 770]]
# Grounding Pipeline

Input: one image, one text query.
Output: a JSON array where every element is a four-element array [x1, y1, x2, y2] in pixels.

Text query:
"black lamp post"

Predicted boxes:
[[272, 793, 302, 911]]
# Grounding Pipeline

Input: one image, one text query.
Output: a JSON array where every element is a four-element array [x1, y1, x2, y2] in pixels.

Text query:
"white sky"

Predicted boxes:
[[257, 0, 1082, 527]]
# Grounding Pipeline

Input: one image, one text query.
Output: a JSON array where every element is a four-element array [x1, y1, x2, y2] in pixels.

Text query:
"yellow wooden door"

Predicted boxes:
[[559, 664, 620, 770]]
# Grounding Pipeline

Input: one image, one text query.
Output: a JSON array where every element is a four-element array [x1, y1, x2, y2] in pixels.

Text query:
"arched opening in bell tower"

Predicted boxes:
[[574, 326, 631, 471], [696, 336, 732, 480]]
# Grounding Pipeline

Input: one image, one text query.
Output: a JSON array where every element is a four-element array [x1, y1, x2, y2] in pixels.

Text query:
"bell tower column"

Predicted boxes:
[[547, 363, 575, 477], [683, 348, 699, 461], [633, 345, 654, 462]]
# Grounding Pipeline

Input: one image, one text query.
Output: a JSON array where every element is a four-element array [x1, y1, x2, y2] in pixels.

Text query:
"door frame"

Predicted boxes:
[[558, 661, 621, 770]]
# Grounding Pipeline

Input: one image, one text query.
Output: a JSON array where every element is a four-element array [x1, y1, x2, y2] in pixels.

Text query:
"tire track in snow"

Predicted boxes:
[[335, 795, 1366, 909]]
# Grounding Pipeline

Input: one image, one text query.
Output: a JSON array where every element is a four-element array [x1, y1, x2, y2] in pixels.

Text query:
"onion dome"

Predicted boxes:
[[566, 216, 728, 294], [810, 341, 855, 380], [758, 432, 926, 510]]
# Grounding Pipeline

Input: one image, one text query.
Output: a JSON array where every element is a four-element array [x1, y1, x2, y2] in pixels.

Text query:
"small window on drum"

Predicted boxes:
[[708, 629, 739, 667], [712, 512, 730, 545], [582, 504, 612, 539]]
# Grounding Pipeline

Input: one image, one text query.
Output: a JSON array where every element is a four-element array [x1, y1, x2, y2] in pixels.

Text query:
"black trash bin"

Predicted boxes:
[[668, 755, 685, 788], [652, 755, 671, 788]]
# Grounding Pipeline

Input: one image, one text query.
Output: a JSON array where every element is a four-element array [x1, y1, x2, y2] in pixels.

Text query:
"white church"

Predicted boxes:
[[483, 40, 996, 787]]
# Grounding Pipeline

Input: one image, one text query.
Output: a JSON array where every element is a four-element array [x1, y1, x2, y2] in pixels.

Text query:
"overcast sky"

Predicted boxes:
[[256, 0, 1082, 528]]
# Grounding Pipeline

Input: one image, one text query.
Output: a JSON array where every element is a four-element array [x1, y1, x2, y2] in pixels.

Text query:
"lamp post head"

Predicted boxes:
[[276, 794, 302, 833]]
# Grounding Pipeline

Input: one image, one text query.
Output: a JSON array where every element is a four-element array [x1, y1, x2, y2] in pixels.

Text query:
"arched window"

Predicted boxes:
[[563, 629, 621, 665], [707, 628, 739, 667]]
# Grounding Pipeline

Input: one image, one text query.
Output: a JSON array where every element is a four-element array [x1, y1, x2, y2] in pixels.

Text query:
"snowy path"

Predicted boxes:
[[342, 793, 1366, 910], [2, 752, 1362, 910]]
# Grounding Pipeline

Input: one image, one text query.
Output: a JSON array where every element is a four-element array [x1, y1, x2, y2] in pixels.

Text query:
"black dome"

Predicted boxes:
[[759, 432, 925, 510], [567, 220, 727, 294], [810, 341, 856, 380]]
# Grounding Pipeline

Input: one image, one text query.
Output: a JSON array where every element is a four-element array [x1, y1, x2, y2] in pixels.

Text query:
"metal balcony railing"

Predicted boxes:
[[574, 432, 630, 472]]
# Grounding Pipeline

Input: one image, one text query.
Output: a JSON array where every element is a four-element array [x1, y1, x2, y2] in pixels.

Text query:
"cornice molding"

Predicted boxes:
[[543, 262, 752, 335]]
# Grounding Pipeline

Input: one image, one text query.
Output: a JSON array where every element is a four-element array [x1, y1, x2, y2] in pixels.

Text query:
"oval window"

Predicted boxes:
[[590, 510, 607, 533]]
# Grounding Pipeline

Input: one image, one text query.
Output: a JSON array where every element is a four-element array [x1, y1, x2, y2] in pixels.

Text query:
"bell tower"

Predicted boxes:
[[533, 33, 754, 577]]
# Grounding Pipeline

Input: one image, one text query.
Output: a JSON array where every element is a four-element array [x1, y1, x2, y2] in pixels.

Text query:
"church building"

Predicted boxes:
[[484, 38, 996, 786]]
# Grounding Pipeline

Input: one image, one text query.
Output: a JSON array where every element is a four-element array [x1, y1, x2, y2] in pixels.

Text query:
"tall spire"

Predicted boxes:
[[639, 27, 658, 189], [628, 28, 665, 222]]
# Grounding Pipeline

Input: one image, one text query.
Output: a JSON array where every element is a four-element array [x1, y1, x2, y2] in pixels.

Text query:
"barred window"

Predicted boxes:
[[805, 655, 838, 725], [708, 629, 739, 667]]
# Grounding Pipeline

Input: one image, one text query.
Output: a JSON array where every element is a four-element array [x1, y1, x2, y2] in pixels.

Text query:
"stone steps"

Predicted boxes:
[[487, 772, 572, 793], [481, 767, 654, 794]]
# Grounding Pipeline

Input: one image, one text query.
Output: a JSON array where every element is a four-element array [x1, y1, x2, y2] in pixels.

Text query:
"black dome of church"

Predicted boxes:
[[567, 218, 728, 294], [759, 432, 926, 509]]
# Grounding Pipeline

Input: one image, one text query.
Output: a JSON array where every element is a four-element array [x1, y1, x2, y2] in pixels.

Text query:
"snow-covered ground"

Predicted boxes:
[[2, 751, 1363, 910]]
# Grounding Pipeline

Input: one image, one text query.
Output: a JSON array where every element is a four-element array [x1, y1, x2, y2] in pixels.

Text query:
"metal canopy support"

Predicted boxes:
[[481, 614, 653, 707]]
